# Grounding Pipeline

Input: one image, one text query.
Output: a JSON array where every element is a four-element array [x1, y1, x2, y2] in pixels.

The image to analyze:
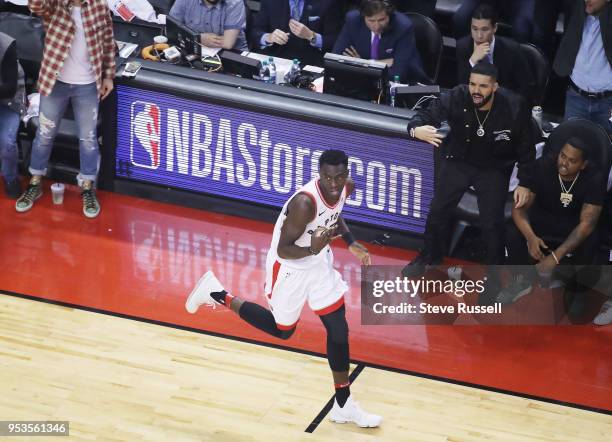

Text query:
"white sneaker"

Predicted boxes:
[[593, 300, 612, 326], [329, 396, 382, 428], [185, 271, 225, 313]]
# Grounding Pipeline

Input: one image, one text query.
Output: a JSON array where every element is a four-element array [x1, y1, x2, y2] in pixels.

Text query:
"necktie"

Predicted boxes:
[[291, 0, 301, 21], [371, 34, 380, 59]]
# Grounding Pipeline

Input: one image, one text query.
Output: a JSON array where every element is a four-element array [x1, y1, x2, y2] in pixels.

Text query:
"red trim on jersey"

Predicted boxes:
[[315, 180, 345, 209], [334, 381, 350, 389], [266, 260, 282, 299], [314, 296, 345, 316], [276, 320, 299, 331]]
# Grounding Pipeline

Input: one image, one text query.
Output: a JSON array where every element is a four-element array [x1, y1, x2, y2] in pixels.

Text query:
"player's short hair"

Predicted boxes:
[[471, 61, 498, 81], [565, 137, 590, 161], [472, 3, 498, 26], [319, 150, 349, 169]]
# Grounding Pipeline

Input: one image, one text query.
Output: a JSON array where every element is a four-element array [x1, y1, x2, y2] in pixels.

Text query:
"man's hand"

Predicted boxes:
[[310, 226, 334, 253], [342, 45, 361, 58], [288, 19, 313, 40], [470, 42, 491, 64], [379, 58, 394, 67], [535, 254, 557, 276], [201, 33, 224, 48], [527, 235, 548, 261], [99, 78, 114, 100], [413, 125, 444, 147], [266, 29, 290, 45], [513, 185, 531, 208], [349, 241, 371, 266]]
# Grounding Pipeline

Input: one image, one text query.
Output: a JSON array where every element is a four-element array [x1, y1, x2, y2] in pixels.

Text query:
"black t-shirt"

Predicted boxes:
[[465, 109, 492, 167], [528, 156, 605, 221]]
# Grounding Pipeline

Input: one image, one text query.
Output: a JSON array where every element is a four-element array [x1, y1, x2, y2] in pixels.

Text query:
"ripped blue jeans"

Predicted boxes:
[[29, 81, 100, 182]]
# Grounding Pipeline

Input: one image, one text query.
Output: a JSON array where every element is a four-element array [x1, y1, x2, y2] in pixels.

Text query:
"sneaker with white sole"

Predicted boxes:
[[185, 271, 225, 313], [15, 182, 42, 212], [593, 300, 612, 326], [329, 396, 382, 428]]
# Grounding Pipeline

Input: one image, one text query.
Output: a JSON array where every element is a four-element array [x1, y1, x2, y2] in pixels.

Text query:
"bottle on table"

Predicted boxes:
[[389, 75, 400, 107], [284, 58, 301, 84], [268, 56, 277, 84], [260, 60, 270, 83]]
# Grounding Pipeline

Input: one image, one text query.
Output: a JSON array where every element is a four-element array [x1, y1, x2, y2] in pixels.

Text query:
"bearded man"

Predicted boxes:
[[402, 62, 535, 276]]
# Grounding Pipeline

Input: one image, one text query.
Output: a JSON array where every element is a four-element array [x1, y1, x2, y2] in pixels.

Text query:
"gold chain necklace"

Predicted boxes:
[[473, 105, 492, 137], [558, 172, 580, 208]]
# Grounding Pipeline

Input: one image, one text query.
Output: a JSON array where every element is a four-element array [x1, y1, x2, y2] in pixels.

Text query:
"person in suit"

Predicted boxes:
[[456, 4, 535, 101], [452, 0, 534, 43], [332, 0, 427, 83], [250, 0, 341, 67]]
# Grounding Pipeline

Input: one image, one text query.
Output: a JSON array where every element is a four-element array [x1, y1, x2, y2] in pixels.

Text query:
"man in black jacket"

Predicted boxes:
[[402, 62, 535, 276], [456, 4, 534, 102], [553, 0, 612, 138], [251, 0, 342, 67]]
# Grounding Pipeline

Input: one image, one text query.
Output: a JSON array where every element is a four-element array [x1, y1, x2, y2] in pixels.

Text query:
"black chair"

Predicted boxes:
[[519, 42, 550, 106], [543, 118, 611, 170], [395, 0, 437, 17], [404, 12, 443, 84]]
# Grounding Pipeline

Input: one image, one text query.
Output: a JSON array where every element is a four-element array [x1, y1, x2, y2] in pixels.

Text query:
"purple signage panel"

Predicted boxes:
[[115, 85, 434, 233]]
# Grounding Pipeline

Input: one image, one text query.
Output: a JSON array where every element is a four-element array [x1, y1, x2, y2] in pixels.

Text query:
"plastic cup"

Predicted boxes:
[[51, 183, 65, 205]]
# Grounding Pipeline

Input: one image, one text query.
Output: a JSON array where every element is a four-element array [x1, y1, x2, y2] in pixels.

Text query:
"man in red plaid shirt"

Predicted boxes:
[[16, 0, 116, 218]]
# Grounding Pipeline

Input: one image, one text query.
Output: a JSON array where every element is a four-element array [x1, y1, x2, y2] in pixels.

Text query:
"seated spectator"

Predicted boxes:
[[456, 4, 534, 100], [169, 0, 248, 51], [332, 0, 427, 84], [553, 0, 612, 138], [498, 138, 604, 308], [452, 0, 534, 43], [251, 0, 341, 67], [0, 31, 24, 199]]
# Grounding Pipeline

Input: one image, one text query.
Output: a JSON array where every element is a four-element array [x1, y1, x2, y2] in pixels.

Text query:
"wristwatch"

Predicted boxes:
[[309, 32, 317, 46]]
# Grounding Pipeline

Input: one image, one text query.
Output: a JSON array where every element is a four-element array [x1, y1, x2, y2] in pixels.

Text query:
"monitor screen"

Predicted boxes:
[[165, 16, 201, 58], [322, 53, 388, 102]]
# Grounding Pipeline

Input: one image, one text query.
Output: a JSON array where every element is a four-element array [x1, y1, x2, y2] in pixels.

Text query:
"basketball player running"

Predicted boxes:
[[186, 150, 382, 428]]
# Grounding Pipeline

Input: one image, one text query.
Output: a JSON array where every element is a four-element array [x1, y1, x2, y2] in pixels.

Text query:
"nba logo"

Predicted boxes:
[[130, 101, 161, 169]]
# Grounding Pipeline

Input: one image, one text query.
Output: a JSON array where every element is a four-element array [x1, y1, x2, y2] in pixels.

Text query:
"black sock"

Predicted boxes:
[[335, 381, 351, 407]]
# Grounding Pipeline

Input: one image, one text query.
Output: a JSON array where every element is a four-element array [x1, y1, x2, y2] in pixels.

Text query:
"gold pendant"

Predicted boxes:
[[560, 192, 573, 207]]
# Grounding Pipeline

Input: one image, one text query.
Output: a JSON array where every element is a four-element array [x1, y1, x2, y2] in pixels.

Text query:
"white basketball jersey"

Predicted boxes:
[[268, 178, 348, 269]]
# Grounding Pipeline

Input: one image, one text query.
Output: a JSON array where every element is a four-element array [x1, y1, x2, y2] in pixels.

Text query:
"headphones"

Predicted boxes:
[[359, 0, 395, 17], [141, 43, 170, 61]]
